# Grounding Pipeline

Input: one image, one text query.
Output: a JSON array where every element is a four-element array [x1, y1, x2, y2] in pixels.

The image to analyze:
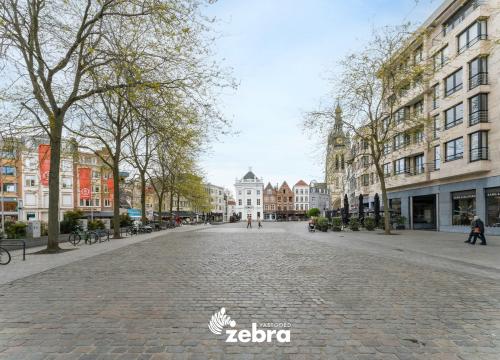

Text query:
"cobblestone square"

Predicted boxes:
[[1, 223, 499, 359]]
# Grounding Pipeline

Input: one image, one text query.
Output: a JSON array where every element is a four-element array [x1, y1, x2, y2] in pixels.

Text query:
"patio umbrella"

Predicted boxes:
[[358, 194, 364, 225], [374, 193, 381, 227], [343, 194, 349, 225]]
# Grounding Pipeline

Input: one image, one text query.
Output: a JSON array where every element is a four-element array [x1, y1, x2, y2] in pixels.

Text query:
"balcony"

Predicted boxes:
[[445, 152, 464, 162], [458, 34, 488, 54], [469, 110, 488, 126], [469, 72, 488, 89], [470, 147, 488, 161]]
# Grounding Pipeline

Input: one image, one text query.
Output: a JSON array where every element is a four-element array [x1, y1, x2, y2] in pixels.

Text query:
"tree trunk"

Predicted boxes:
[[158, 194, 163, 228], [169, 191, 174, 215], [46, 116, 63, 252], [379, 175, 391, 235], [140, 171, 147, 223], [112, 157, 121, 239], [176, 193, 180, 212]]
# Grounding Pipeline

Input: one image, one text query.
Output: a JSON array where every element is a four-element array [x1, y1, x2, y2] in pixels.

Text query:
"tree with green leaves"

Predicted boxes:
[[0, 0, 232, 251]]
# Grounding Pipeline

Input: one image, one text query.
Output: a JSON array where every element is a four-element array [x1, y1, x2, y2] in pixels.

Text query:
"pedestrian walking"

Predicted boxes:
[[257, 215, 263, 228], [465, 216, 487, 245], [246, 215, 252, 229]]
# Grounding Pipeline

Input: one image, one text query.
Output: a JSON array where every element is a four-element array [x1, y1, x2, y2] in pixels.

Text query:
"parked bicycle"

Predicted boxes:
[[68, 225, 99, 246], [0, 246, 11, 265]]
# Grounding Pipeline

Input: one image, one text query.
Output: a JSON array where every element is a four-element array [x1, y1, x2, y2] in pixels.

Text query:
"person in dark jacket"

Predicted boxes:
[[465, 216, 487, 245]]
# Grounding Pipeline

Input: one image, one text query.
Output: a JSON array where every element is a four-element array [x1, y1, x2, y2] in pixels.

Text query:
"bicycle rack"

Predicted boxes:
[[0, 239, 26, 261]]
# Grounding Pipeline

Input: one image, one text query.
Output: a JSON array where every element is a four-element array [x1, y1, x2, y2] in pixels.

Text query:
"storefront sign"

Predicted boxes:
[[452, 190, 476, 200], [486, 187, 500, 197], [79, 168, 92, 200], [38, 144, 51, 186]]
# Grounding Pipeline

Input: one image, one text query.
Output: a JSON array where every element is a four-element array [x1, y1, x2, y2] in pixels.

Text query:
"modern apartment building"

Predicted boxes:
[[330, 0, 500, 234]]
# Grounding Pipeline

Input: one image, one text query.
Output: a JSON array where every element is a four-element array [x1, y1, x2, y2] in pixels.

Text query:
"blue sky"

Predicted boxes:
[[201, 0, 439, 193]]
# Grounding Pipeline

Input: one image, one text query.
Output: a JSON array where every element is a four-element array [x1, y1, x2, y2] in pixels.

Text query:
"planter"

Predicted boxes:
[[396, 224, 406, 230], [332, 227, 342, 232]]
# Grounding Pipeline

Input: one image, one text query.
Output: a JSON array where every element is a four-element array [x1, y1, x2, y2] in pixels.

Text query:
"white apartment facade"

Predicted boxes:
[[293, 180, 310, 212], [234, 169, 264, 220]]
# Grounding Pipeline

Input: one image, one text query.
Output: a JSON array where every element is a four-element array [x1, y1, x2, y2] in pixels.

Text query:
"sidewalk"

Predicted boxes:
[[0, 225, 205, 285]]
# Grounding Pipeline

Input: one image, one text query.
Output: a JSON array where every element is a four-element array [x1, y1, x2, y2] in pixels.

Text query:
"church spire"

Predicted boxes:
[[334, 100, 342, 133]]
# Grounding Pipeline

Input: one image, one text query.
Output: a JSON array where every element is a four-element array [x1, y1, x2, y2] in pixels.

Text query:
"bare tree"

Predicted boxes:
[[305, 24, 431, 234]]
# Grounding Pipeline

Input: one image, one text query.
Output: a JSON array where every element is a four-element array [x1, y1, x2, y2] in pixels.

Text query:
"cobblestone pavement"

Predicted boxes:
[[0, 222, 499, 360]]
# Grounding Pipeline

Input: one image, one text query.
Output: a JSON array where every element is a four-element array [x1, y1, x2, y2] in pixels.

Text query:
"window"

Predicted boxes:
[[2, 183, 16, 192], [62, 177, 72, 189], [394, 158, 406, 175], [414, 129, 424, 144], [256, 199, 261, 206], [432, 83, 440, 109], [469, 56, 488, 89], [362, 156, 370, 168], [414, 155, 424, 174], [92, 184, 100, 193], [383, 163, 391, 176], [469, 131, 488, 161], [62, 194, 72, 207], [61, 160, 72, 172], [444, 103, 463, 129], [238, 199, 242, 206], [1, 166, 15, 175], [433, 46, 449, 71], [486, 188, 500, 227], [389, 198, 401, 216], [413, 46, 423, 64], [395, 107, 407, 124], [256, 190, 260, 195], [443, 0, 479, 35], [433, 115, 441, 139], [434, 146, 441, 170], [92, 171, 100, 179], [445, 68, 463, 96], [383, 142, 391, 155], [393, 133, 410, 150], [469, 93, 488, 126], [246, 190, 251, 195], [445, 137, 464, 161], [361, 174, 369, 186], [247, 199, 251, 206], [452, 190, 476, 226], [457, 20, 487, 54], [25, 175, 37, 187], [80, 199, 90, 207]]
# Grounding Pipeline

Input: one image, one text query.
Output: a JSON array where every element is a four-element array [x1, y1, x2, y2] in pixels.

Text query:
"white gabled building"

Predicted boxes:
[[234, 168, 264, 221]]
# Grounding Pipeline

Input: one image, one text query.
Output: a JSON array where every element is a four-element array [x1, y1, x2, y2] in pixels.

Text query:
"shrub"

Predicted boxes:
[[307, 208, 321, 218], [88, 219, 105, 230], [364, 217, 375, 231], [316, 216, 329, 232], [60, 210, 85, 233], [331, 217, 342, 231], [349, 218, 360, 231], [5, 221, 27, 239]]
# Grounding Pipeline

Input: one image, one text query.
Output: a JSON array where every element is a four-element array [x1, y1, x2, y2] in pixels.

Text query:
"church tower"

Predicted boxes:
[[325, 103, 348, 209]]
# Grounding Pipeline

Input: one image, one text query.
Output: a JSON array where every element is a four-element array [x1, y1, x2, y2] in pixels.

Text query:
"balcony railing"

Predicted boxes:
[[445, 83, 463, 97], [445, 152, 464, 162], [469, 72, 488, 89], [458, 34, 488, 54], [444, 118, 463, 130], [469, 110, 488, 126], [470, 147, 488, 161]]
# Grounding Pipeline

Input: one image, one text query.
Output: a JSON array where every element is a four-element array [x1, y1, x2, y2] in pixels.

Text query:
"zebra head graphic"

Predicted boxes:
[[208, 307, 236, 335]]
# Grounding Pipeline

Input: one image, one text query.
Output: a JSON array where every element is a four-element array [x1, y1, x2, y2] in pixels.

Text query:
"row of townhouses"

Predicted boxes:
[[234, 169, 331, 221], [0, 138, 229, 227], [326, 0, 500, 234]]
